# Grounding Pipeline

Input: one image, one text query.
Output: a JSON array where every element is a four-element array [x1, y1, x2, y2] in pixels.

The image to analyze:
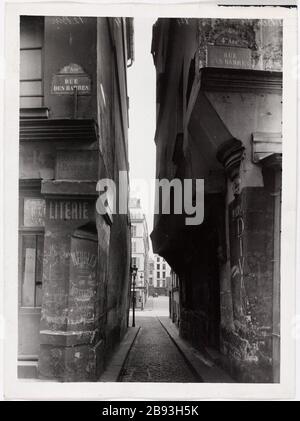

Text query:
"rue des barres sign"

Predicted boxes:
[[51, 63, 91, 95], [207, 46, 252, 70]]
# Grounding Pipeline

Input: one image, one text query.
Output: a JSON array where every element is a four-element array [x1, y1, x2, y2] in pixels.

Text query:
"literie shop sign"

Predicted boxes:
[[51, 63, 91, 95]]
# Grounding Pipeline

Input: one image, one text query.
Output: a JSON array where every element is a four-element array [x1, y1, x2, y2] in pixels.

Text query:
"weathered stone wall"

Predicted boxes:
[[19, 16, 131, 381], [151, 18, 281, 382], [44, 16, 98, 120], [38, 198, 101, 381], [220, 187, 274, 382], [205, 79, 281, 382], [96, 18, 131, 368], [197, 19, 282, 71]]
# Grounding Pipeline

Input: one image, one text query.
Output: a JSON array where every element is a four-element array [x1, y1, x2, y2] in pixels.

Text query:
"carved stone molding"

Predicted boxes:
[[197, 18, 282, 72], [200, 67, 282, 94], [20, 119, 98, 143], [20, 107, 49, 120], [252, 132, 282, 164], [216, 138, 245, 181]]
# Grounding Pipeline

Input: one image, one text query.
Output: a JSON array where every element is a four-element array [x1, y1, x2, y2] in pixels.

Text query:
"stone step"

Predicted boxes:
[[18, 360, 38, 379]]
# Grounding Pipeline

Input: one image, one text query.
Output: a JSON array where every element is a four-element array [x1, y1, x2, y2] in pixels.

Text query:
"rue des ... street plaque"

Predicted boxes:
[[51, 63, 91, 95], [207, 46, 252, 70], [52, 74, 91, 95]]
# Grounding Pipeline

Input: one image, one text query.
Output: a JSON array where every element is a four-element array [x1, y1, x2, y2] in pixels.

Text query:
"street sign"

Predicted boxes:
[[207, 45, 252, 70], [51, 63, 91, 95]]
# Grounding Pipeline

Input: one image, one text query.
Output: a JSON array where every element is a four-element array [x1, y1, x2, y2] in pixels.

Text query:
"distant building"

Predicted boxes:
[[130, 198, 149, 309], [149, 254, 171, 296], [148, 257, 155, 290]]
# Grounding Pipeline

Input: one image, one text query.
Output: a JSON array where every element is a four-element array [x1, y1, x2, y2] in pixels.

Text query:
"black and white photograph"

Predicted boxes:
[[1, 0, 298, 402]]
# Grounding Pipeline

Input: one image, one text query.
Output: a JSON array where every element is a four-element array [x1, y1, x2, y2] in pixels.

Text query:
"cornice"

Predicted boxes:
[[200, 67, 282, 94], [20, 119, 98, 143], [216, 138, 245, 181]]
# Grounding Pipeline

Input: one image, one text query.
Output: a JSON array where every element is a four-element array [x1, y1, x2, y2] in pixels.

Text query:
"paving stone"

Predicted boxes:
[[119, 313, 199, 383]]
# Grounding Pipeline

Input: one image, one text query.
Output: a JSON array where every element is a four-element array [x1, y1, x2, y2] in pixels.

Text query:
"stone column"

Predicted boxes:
[[37, 185, 106, 381], [35, 132, 116, 381]]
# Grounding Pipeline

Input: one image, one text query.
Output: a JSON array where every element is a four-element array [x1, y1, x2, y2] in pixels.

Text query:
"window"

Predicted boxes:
[[132, 256, 140, 268], [20, 233, 44, 307], [131, 225, 137, 237], [157, 264, 160, 270], [162, 272, 166, 278], [132, 241, 136, 253], [163, 264, 166, 270], [20, 16, 44, 108], [157, 272, 160, 279], [19, 192, 45, 308]]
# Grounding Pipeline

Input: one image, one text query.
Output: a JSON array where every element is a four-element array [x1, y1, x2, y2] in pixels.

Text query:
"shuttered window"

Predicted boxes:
[[20, 16, 44, 108]]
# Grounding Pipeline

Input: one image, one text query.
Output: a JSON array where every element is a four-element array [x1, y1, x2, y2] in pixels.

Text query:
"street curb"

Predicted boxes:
[[98, 327, 140, 382], [158, 317, 235, 383]]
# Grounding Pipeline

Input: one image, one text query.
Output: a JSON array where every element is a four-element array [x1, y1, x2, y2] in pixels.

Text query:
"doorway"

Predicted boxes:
[[18, 187, 45, 377]]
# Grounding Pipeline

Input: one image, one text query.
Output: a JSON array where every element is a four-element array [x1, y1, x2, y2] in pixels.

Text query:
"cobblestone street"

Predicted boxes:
[[119, 297, 200, 382]]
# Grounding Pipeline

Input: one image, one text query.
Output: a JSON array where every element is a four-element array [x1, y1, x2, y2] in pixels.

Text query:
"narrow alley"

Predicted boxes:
[[14, 14, 285, 389], [119, 297, 200, 383]]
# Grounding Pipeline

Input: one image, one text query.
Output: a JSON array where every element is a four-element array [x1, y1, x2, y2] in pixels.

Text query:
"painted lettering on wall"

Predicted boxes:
[[69, 238, 98, 329], [24, 198, 46, 227], [70, 251, 97, 270], [56, 150, 97, 180], [51, 16, 86, 25], [229, 198, 248, 322], [231, 203, 245, 280], [48, 201, 89, 220]]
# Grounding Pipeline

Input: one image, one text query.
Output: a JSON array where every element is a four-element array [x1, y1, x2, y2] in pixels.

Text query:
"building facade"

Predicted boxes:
[[149, 254, 171, 296], [147, 257, 155, 292], [19, 16, 133, 381], [151, 18, 282, 383], [129, 198, 150, 309]]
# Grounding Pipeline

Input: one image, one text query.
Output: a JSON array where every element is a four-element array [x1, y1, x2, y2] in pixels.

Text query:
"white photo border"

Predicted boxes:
[[1, 1, 298, 400]]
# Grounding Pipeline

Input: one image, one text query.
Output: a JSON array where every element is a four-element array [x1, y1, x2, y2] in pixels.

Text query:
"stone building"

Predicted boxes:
[[129, 198, 150, 310], [18, 16, 133, 381], [151, 18, 282, 382], [147, 257, 155, 293], [151, 254, 171, 296]]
